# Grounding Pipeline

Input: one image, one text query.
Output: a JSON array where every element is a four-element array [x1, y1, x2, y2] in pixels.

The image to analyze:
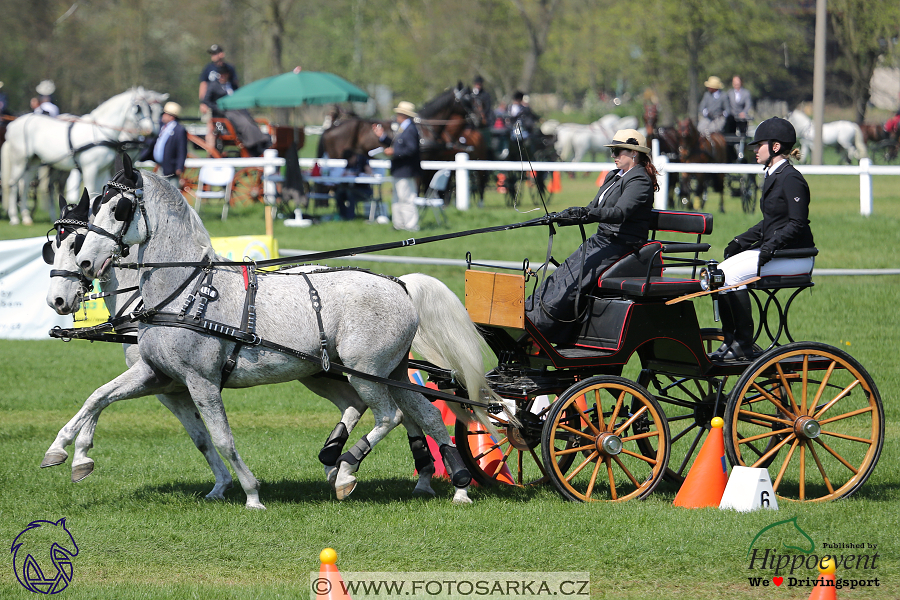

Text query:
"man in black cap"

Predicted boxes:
[[199, 44, 240, 121]]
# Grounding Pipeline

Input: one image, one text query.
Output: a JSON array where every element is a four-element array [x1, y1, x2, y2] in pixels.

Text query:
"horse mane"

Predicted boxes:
[[88, 88, 137, 120], [143, 171, 215, 260]]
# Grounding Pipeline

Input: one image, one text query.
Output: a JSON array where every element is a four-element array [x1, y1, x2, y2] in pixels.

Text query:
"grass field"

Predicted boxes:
[[0, 172, 898, 599]]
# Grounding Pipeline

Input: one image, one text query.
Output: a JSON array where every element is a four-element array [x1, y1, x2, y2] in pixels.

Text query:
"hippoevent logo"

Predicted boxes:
[[746, 517, 880, 591], [10, 519, 79, 594]]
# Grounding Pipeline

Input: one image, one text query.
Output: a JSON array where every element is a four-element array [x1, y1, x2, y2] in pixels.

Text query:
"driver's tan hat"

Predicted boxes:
[[605, 129, 651, 154], [163, 102, 182, 117], [36, 80, 56, 95], [703, 76, 724, 90], [393, 101, 418, 118]]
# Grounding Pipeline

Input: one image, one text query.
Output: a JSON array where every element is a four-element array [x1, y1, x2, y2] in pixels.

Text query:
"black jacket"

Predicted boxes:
[[383, 120, 421, 179], [584, 166, 654, 245], [137, 121, 188, 177], [733, 161, 815, 253]]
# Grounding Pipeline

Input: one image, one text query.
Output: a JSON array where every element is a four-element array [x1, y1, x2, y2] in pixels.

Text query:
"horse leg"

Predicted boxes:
[[65, 170, 83, 205], [184, 376, 264, 509], [332, 379, 404, 500], [43, 361, 176, 469], [386, 365, 472, 504], [403, 419, 437, 498], [299, 377, 368, 484]]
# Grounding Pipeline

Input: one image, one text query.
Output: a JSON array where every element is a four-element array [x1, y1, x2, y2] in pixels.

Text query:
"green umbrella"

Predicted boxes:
[[217, 70, 369, 110]]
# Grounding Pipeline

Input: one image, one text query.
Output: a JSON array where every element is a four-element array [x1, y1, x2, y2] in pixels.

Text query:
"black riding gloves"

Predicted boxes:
[[724, 240, 742, 260], [757, 247, 773, 267], [553, 206, 590, 225]]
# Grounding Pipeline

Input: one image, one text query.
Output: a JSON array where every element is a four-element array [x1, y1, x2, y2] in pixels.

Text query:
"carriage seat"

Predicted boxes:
[[747, 248, 818, 290], [595, 210, 714, 298]]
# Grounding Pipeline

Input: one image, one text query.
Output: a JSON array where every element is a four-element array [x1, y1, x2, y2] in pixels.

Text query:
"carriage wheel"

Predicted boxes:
[[455, 394, 568, 487], [637, 328, 764, 485], [541, 376, 669, 502], [724, 342, 884, 502], [230, 167, 263, 207]]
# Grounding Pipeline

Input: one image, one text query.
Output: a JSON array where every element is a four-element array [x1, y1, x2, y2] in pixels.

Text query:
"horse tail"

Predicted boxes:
[[853, 123, 868, 159], [399, 273, 519, 435]]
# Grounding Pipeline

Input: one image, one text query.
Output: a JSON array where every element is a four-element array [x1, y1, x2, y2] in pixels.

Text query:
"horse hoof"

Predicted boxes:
[[246, 501, 266, 510], [325, 465, 338, 487], [335, 480, 358, 500], [413, 485, 436, 498], [41, 449, 69, 468], [71, 460, 94, 482]]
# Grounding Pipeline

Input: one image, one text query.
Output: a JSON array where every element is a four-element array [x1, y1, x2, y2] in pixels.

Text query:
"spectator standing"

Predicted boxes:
[[471, 75, 493, 128], [33, 80, 59, 117], [336, 148, 373, 220], [137, 101, 188, 189], [0, 81, 10, 116], [725, 76, 753, 136], [698, 76, 727, 136], [373, 101, 422, 231]]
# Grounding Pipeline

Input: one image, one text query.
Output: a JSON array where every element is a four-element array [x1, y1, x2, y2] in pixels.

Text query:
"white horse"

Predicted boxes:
[[2, 87, 166, 225], [55, 156, 510, 508], [788, 108, 867, 164], [43, 191, 464, 501], [553, 114, 639, 163]]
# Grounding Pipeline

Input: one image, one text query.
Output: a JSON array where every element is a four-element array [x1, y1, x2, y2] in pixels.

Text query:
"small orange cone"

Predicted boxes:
[[596, 170, 609, 187], [808, 556, 837, 600], [470, 422, 514, 485], [673, 417, 728, 508], [317, 548, 352, 600], [547, 171, 562, 194]]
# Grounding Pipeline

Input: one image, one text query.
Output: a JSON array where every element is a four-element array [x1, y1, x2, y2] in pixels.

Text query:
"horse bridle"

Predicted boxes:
[[43, 218, 94, 292], [88, 176, 148, 258]]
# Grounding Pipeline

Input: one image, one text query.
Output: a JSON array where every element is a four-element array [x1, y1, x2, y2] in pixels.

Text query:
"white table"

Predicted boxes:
[[306, 175, 394, 221]]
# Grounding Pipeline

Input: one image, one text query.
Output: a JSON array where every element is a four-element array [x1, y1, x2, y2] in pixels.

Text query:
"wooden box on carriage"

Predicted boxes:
[[269, 126, 305, 156], [465, 270, 525, 329]]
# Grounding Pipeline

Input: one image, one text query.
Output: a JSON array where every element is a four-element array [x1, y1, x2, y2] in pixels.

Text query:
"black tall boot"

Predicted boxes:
[[710, 293, 735, 359], [722, 290, 756, 360]]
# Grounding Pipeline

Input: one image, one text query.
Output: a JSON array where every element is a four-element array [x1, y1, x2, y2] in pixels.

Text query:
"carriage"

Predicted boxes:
[[46, 157, 883, 507], [441, 209, 880, 503]]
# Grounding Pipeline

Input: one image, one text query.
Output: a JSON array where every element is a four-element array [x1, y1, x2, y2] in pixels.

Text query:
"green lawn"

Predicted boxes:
[[0, 172, 897, 599]]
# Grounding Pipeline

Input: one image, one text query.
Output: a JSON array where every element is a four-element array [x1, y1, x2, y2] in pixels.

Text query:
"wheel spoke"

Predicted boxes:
[[809, 360, 836, 416], [737, 409, 794, 426], [527, 447, 548, 478], [614, 405, 648, 436], [772, 438, 799, 495], [621, 429, 659, 443], [807, 442, 835, 495], [812, 438, 859, 475], [820, 429, 873, 444], [573, 395, 601, 436], [818, 405, 873, 425], [490, 443, 515, 478], [612, 455, 642, 487], [558, 423, 596, 441], [583, 455, 603, 500], [472, 437, 507, 462], [738, 427, 793, 445], [606, 458, 617, 500], [813, 379, 861, 420], [607, 391, 625, 431], [750, 432, 796, 469], [799, 443, 806, 500], [670, 422, 699, 444], [751, 381, 796, 419], [620, 447, 659, 466], [564, 450, 599, 482], [553, 444, 595, 456], [676, 427, 705, 475], [776, 363, 801, 416], [801, 355, 809, 414]]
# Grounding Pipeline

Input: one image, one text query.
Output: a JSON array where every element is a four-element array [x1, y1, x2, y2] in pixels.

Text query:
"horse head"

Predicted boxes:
[[677, 118, 699, 159], [45, 189, 94, 314], [643, 103, 659, 135], [77, 153, 144, 279]]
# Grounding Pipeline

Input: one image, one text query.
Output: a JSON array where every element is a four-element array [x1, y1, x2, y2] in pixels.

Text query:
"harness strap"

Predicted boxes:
[[299, 272, 330, 372], [178, 268, 212, 321], [49, 326, 138, 345], [221, 266, 258, 387]]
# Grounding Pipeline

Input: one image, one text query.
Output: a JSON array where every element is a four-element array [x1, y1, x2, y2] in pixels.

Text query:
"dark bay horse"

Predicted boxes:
[[677, 118, 727, 212], [417, 83, 491, 203], [643, 103, 681, 206], [317, 117, 393, 160]]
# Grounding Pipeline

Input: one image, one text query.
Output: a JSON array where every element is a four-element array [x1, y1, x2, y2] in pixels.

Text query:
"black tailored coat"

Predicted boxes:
[[732, 161, 815, 253], [137, 121, 187, 177], [384, 121, 421, 179], [584, 166, 655, 245]]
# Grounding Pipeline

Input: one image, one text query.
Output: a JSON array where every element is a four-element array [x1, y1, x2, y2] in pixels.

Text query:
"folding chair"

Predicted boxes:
[[413, 169, 451, 227], [193, 163, 235, 220]]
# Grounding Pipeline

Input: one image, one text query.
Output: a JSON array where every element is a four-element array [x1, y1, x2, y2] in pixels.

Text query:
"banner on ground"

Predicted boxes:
[[0, 235, 279, 340]]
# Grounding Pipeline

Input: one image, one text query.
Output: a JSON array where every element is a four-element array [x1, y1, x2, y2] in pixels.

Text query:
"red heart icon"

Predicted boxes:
[[773, 577, 783, 586]]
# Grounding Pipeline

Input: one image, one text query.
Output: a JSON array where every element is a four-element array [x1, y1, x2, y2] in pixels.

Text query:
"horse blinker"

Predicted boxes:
[[114, 197, 134, 222], [42, 241, 55, 265]]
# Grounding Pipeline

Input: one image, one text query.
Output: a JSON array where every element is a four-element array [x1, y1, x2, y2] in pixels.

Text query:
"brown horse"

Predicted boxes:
[[317, 117, 393, 161], [643, 103, 681, 206], [416, 83, 491, 203], [677, 118, 727, 212]]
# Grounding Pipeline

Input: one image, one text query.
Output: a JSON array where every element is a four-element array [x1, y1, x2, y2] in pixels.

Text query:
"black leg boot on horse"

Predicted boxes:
[[720, 290, 756, 361]]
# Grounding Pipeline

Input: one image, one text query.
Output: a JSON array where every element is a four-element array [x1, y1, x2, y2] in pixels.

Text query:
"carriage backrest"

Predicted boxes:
[[649, 210, 714, 237]]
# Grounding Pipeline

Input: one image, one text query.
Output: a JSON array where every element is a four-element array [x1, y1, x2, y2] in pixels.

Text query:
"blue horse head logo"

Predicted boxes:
[[11, 518, 79, 594]]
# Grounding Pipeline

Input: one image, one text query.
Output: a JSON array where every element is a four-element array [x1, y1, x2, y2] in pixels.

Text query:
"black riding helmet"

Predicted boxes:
[[749, 117, 797, 167]]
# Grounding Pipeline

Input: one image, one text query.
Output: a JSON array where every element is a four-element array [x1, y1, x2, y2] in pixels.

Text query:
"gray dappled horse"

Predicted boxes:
[[53, 155, 507, 507], [43, 191, 478, 500]]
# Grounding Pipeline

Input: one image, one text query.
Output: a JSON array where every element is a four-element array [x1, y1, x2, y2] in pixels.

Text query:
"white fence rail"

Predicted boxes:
[[181, 146, 900, 216]]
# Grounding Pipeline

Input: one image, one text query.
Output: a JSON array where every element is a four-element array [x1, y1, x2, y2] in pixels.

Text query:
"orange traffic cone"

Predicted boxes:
[[673, 417, 729, 508], [547, 171, 562, 194], [317, 548, 352, 600], [470, 423, 514, 485], [596, 170, 609, 187], [808, 556, 837, 600]]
